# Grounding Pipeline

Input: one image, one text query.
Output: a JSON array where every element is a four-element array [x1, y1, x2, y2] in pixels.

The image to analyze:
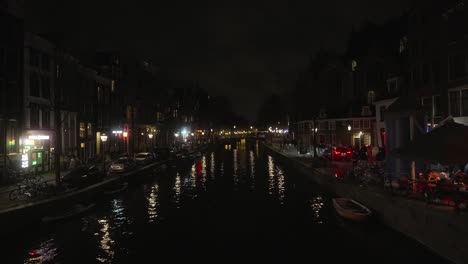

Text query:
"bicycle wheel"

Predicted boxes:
[[9, 188, 20, 200]]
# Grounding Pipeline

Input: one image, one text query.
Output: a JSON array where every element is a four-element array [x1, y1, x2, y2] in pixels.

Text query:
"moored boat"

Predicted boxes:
[[332, 198, 371, 222], [42, 203, 96, 223]]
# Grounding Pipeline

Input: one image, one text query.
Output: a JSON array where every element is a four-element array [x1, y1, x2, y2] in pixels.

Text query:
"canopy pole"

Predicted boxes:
[[410, 115, 416, 192]]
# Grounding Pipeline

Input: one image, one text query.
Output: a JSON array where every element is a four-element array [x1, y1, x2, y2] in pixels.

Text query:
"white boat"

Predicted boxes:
[[332, 198, 371, 222], [42, 203, 96, 223], [104, 182, 128, 195]]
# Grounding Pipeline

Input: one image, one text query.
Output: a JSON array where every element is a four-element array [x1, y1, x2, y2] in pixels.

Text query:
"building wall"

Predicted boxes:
[[0, 9, 23, 158]]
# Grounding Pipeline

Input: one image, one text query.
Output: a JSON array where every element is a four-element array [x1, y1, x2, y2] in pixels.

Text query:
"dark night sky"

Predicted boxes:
[[26, 0, 412, 119]]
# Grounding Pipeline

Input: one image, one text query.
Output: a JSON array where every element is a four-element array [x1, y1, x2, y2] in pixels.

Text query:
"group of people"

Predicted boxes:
[[352, 145, 386, 166], [417, 167, 467, 193]]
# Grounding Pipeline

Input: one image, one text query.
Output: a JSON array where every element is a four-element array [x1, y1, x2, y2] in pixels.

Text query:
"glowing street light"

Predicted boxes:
[[148, 133, 154, 139], [100, 134, 108, 142], [174, 133, 180, 137], [347, 125, 352, 131]]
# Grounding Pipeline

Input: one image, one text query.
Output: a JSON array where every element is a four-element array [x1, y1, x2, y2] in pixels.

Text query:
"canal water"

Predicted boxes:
[[5, 141, 448, 263]]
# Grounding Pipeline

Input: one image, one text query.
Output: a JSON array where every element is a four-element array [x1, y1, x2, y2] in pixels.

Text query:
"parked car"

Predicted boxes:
[[134, 152, 155, 165], [323, 146, 353, 161], [108, 157, 137, 174], [62, 165, 105, 188]]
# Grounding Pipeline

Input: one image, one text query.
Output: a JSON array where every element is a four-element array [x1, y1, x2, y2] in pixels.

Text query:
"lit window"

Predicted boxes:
[[79, 122, 85, 138]]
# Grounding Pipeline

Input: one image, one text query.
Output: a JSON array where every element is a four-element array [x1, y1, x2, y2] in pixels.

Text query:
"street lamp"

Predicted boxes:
[[100, 134, 108, 171], [347, 125, 352, 131], [233, 125, 236, 129], [148, 133, 154, 150]]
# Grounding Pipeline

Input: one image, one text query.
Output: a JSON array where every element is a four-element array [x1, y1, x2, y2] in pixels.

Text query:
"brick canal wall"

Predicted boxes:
[[264, 144, 468, 264]]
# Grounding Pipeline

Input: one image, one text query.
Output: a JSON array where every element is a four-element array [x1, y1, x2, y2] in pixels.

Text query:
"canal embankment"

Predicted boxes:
[[264, 143, 467, 264]]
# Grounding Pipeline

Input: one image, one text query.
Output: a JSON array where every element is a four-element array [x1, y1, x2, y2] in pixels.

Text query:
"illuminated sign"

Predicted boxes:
[[8, 139, 15, 146], [28, 135, 50, 140], [24, 139, 35, 145], [32, 161, 37, 166], [112, 130, 123, 134], [21, 154, 28, 168]]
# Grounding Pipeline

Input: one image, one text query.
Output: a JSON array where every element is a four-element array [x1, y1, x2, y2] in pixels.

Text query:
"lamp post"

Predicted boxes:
[[100, 134, 108, 171], [148, 133, 154, 150]]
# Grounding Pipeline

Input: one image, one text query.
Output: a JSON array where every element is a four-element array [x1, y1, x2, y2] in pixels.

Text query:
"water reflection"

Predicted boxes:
[[96, 218, 115, 263], [210, 152, 215, 178], [25, 239, 58, 264], [233, 149, 239, 187], [267, 155, 285, 203], [147, 184, 160, 222], [173, 173, 181, 208], [310, 197, 324, 224], [277, 168, 285, 204], [111, 198, 131, 227], [249, 150, 255, 190]]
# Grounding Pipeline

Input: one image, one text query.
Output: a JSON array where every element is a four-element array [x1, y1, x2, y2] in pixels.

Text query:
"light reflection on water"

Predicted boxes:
[[277, 168, 285, 204], [267, 155, 285, 203], [233, 149, 238, 187], [310, 197, 324, 224], [210, 152, 215, 178], [147, 184, 160, 222], [96, 218, 115, 263], [24, 239, 57, 264], [173, 173, 182, 208], [249, 150, 255, 190]]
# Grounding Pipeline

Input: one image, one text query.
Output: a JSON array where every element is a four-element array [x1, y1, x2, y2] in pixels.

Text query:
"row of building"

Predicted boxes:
[[293, 0, 468, 175], [0, 3, 210, 175]]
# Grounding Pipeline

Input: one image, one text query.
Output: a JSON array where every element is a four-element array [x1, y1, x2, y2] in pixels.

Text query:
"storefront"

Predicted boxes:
[[21, 132, 53, 172]]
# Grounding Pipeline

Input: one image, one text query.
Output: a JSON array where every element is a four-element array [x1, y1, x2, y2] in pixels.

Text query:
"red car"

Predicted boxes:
[[324, 147, 353, 161]]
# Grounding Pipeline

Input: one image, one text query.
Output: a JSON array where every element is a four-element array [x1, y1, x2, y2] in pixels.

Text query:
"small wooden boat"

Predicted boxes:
[[332, 198, 371, 222], [104, 182, 128, 195], [42, 203, 96, 223]]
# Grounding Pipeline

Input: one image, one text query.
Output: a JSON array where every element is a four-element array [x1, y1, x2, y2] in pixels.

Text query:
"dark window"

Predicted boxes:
[[30, 73, 40, 97], [42, 108, 50, 128], [413, 66, 420, 90], [462, 90, 468, 116], [30, 103, 40, 128], [432, 59, 440, 87], [422, 97, 432, 117], [449, 54, 467, 81], [450, 91, 461, 117], [434, 95, 441, 117], [6, 49, 17, 76], [42, 54, 50, 71], [41, 76, 50, 99], [0, 47, 4, 78], [422, 63, 431, 86], [29, 48, 39, 67], [380, 106, 386, 122]]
